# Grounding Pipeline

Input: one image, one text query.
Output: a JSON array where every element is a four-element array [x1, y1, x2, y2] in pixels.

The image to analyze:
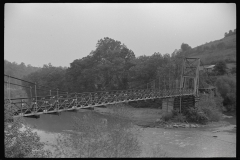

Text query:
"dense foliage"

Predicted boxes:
[[9, 36, 234, 111], [224, 29, 236, 38], [213, 61, 227, 75], [215, 75, 236, 111], [22, 37, 181, 96], [23, 64, 68, 97], [4, 60, 40, 79], [66, 37, 136, 92], [4, 105, 51, 158], [4, 60, 40, 99]]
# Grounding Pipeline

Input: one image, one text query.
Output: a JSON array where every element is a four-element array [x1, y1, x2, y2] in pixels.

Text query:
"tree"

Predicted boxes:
[[181, 43, 192, 52], [224, 32, 228, 37], [211, 44, 216, 50], [4, 104, 51, 158], [66, 37, 136, 92], [231, 67, 236, 74], [196, 46, 203, 53], [23, 65, 67, 98], [215, 75, 236, 111], [216, 42, 226, 50], [204, 46, 210, 51], [213, 61, 227, 75]]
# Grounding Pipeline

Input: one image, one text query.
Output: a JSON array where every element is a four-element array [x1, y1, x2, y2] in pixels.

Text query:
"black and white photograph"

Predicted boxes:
[[4, 3, 236, 158]]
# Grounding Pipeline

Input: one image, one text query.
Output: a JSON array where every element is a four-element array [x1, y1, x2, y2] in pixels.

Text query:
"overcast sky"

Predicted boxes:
[[4, 3, 236, 67]]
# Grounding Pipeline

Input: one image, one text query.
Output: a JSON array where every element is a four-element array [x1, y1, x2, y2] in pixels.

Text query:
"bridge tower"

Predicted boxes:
[[180, 57, 200, 97]]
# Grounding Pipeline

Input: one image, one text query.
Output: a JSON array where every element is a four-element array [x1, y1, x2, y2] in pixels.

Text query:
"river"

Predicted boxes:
[[21, 106, 236, 157]]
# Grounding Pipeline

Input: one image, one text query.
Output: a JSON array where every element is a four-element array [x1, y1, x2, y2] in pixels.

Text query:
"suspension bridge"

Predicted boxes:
[[4, 58, 215, 119]]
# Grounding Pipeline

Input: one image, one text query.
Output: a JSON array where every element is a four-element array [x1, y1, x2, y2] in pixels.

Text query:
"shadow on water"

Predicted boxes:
[[23, 110, 132, 133]]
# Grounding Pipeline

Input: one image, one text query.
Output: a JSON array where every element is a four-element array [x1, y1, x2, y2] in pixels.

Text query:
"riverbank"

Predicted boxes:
[[94, 104, 236, 130], [94, 104, 236, 157], [29, 104, 236, 157]]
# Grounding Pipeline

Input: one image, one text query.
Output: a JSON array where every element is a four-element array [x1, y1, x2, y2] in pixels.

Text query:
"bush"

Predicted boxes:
[[215, 75, 236, 111], [216, 42, 226, 50], [198, 94, 222, 122], [213, 61, 227, 75], [4, 103, 51, 158], [184, 107, 209, 124], [161, 112, 173, 122], [231, 67, 236, 74], [201, 108, 221, 122], [4, 118, 51, 158], [172, 113, 186, 123]]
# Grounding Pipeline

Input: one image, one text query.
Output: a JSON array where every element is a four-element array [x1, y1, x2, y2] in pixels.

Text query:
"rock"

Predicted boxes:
[[222, 114, 233, 118], [212, 130, 220, 133], [185, 124, 190, 128], [178, 124, 185, 128], [213, 135, 218, 138], [156, 119, 162, 122], [173, 124, 179, 128], [190, 124, 196, 128]]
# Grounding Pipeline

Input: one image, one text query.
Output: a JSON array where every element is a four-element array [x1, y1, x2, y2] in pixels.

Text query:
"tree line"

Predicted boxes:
[[4, 60, 40, 99], [5, 37, 235, 111], [224, 29, 236, 38], [23, 37, 184, 97]]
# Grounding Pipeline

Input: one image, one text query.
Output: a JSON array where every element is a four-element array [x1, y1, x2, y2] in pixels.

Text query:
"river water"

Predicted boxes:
[[20, 107, 236, 157], [22, 109, 132, 133]]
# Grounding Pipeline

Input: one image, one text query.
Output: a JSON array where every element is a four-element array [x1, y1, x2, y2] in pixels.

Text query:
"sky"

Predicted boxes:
[[4, 3, 236, 68]]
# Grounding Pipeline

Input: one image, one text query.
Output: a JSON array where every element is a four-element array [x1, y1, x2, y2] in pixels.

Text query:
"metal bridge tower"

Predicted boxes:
[[180, 58, 200, 97]]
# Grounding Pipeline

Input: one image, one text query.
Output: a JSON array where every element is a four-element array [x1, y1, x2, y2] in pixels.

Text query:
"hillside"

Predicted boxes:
[[187, 34, 236, 66]]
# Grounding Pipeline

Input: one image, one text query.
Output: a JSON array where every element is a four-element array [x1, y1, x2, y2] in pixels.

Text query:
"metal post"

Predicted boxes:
[[8, 75, 11, 103], [50, 90, 51, 96], [168, 69, 170, 90], [21, 99, 23, 115], [159, 75, 160, 91], [57, 88, 59, 110], [179, 90, 182, 113], [167, 98, 169, 112], [163, 75, 165, 91], [30, 86, 32, 98], [34, 82, 37, 113], [75, 93, 77, 107]]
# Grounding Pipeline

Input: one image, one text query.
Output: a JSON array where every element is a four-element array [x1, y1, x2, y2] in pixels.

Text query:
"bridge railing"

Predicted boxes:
[[5, 88, 194, 117]]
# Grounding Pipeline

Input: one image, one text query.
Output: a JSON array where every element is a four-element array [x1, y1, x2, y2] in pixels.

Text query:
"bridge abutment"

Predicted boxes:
[[162, 98, 174, 113]]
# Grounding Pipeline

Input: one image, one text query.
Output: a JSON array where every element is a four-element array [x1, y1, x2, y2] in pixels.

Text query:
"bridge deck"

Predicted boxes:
[[5, 89, 194, 118]]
